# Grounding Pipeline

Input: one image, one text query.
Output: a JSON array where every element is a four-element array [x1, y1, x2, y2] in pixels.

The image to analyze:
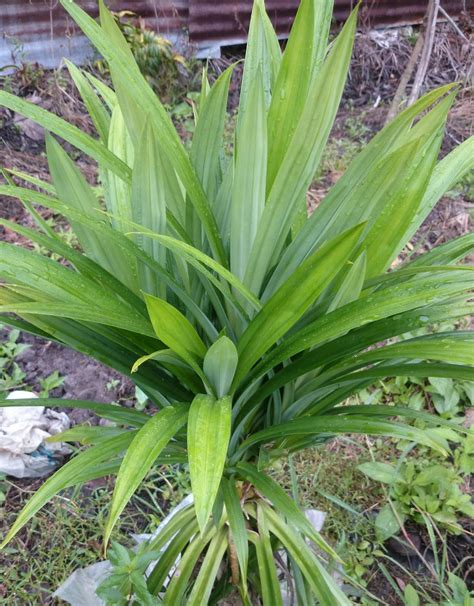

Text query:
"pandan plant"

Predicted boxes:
[[0, 0, 473, 602]]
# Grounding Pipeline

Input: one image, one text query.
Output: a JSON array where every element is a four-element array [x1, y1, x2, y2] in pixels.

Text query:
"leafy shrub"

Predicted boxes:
[[94, 10, 198, 104], [359, 455, 474, 539], [0, 0, 473, 602], [96, 542, 161, 605], [0, 326, 29, 395]]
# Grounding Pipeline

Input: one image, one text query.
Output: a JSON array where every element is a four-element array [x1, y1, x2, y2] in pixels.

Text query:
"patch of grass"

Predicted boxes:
[[1, 480, 127, 605], [0, 466, 190, 605], [315, 115, 371, 183], [271, 437, 391, 589]]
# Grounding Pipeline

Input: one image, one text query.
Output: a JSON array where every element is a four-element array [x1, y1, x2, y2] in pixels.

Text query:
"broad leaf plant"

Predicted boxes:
[[0, 0, 473, 603]]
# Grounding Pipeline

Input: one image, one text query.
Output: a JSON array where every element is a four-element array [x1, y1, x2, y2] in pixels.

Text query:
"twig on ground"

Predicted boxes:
[[438, 6, 471, 43], [386, 31, 424, 123], [408, 0, 441, 106]]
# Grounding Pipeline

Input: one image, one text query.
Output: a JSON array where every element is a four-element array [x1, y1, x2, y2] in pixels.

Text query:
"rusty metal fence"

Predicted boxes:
[[1, 0, 472, 66]]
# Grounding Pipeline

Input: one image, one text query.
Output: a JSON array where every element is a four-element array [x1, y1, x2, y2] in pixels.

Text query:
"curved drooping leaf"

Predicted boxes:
[[0, 397, 148, 427], [0, 432, 136, 548], [254, 270, 473, 380], [0, 91, 129, 179], [237, 416, 450, 458]]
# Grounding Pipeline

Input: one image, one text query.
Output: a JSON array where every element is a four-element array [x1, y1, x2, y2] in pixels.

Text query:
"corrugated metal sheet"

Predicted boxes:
[[0, 0, 188, 68], [189, 0, 473, 44], [1, 0, 188, 37], [1, 0, 472, 66]]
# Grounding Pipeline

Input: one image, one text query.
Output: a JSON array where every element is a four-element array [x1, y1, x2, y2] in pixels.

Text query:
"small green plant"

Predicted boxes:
[[107, 378, 121, 391], [355, 375, 473, 420], [134, 385, 148, 411], [38, 370, 65, 398], [96, 542, 160, 605], [359, 454, 474, 538], [95, 10, 197, 103], [0, 0, 473, 602], [426, 377, 473, 418], [0, 327, 29, 395]]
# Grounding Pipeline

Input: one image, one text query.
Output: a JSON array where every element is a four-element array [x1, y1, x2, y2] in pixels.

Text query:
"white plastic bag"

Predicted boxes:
[[0, 390, 70, 478]]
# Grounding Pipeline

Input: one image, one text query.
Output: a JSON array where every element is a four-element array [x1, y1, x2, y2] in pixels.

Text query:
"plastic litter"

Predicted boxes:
[[0, 390, 70, 478]]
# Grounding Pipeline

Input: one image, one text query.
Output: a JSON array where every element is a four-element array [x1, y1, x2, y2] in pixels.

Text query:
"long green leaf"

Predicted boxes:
[[61, 0, 226, 265], [267, 0, 331, 191], [188, 395, 232, 531], [0, 216, 145, 313], [105, 104, 134, 234], [131, 118, 167, 298], [0, 241, 146, 326], [261, 504, 352, 605], [235, 223, 364, 385], [163, 526, 217, 605], [191, 65, 233, 205], [400, 135, 474, 252], [254, 270, 472, 379], [46, 133, 137, 291], [239, 0, 281, 117], [244, 7, 358, 295], [268, 85, 457, 293], [65, 59, 110, 142], [0, 90, 129, 179], [129, 227, 261, 313], [0, 398, 147, 427], [240, 299, 474, 417], [222, 477, 249, 586], [231, 68, 267, 282], [0, 185, 216, 339], [104, 403, 188, 547], [187, 527, 228, 605], [239, 416, 449, 457], [254, 505, 284, 606], [147, 515, 199, 594]]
